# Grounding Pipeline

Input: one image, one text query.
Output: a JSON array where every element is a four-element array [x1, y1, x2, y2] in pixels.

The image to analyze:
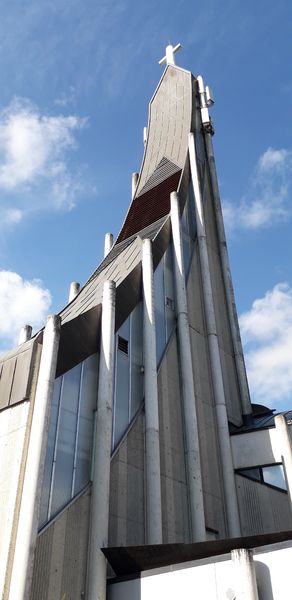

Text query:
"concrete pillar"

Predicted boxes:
[[132, 172, 139, 199], [275, 415, 292, 505], [189, 132, 241, 538], [68, 281, 80, 302], [231, 548, 259, 600], [104, 233, 113, 258], [9, 314, 61, 600], [142, 238, 163, 544], [87, 280, 116, 600], [170, 191, 206, 542], [143, 127, 147, 146], [18, 324, 32, 345], [204, 131, 252, 420]]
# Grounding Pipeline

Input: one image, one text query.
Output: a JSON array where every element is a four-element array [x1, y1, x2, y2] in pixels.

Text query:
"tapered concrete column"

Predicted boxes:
[[132, 172, 139, 199], [104, 233, 113, 258], [18, 324, 32, 345], [204, 131, 251, 419], [189, 132, 241, 537], [142, 239, 163, 544], [68, 281, 80, 302], [9, 314, 61, 600], [231, 548, 259, 600], [275, 415, 292, 505], [170, 191, 206, 541], [87, 280, 116, 600]]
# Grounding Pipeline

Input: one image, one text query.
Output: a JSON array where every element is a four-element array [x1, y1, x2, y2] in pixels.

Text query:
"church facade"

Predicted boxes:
[[1, 46, 292, 600]]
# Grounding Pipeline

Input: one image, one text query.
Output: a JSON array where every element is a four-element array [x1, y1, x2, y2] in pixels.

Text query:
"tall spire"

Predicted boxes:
[[158, 43, 182, 66]]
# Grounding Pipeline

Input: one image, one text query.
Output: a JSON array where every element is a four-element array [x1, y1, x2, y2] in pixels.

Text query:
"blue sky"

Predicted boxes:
[[0, 0, 291, 411]]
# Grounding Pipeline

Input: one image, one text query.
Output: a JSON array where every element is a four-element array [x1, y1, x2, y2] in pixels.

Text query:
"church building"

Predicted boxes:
[[0, 45, 292, 600]]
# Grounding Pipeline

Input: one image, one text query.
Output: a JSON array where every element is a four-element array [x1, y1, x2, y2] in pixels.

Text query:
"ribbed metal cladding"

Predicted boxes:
[[117, 170, 181, 243]]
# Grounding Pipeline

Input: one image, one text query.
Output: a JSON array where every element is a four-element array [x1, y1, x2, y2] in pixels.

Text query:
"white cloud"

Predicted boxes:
[[2, 208, 23, 225], [258, 147, 289, 172], [54, 86, 76, 107], [0, 270, 51, 349], [223, 147, 291, 231], [0, 97, 87, 217], [239, 283, 292, 407]]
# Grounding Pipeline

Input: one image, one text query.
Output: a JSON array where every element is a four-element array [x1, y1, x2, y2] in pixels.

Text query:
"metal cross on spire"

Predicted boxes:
[[158, 43, 182, 66]]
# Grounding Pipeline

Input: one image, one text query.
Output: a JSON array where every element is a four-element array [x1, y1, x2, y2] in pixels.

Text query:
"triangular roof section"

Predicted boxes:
[[116, 64, 193, 244]]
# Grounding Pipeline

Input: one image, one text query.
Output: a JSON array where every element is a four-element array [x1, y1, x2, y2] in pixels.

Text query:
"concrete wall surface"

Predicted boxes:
[[107, 540, 292, 600], [187, 252, 226, 538], [0, 401, 30, 597], [109, 412, 145, 546], [203, 172, 242, 427], [30, 487, 91, 600], [157, 331, 189, 543]]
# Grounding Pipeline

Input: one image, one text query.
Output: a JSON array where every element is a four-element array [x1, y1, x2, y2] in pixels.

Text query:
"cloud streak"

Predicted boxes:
[[239, 283, 292, 407], [223, 147, 291, 231]]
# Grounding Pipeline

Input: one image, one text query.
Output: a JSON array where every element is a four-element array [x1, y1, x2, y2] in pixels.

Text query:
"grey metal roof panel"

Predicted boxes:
[[0, 336, 36, 365], [116, 65, 193, 244], [136, 65, 193, 195], [61, 238, 141, 324], [60, 216, 168, 326]]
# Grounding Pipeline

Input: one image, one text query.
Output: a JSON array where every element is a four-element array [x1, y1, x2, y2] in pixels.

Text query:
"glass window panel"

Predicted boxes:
[[113, 349, 130, 448], [154, 258, 166, 364], [262, 465, 287, 490], [239, 468, 261, 482], [50, 363, 81, 517], [164, 245, 176, 341], [130, 302, 143, 418], [39, 376, 62, 527], [74, 354, 98, 495]]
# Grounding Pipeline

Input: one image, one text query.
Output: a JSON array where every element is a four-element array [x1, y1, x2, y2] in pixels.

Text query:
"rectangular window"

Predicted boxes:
[[130, 302, 143, 419], [113, 302, 144, 450], [74, 354, 98, 494], [50, 363, 81, 517], [40, 354, 99, 528], [39, 376, 62, 527]]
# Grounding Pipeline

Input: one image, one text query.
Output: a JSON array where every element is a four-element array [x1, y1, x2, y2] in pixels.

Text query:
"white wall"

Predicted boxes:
[[0, 402, 30, 596]]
